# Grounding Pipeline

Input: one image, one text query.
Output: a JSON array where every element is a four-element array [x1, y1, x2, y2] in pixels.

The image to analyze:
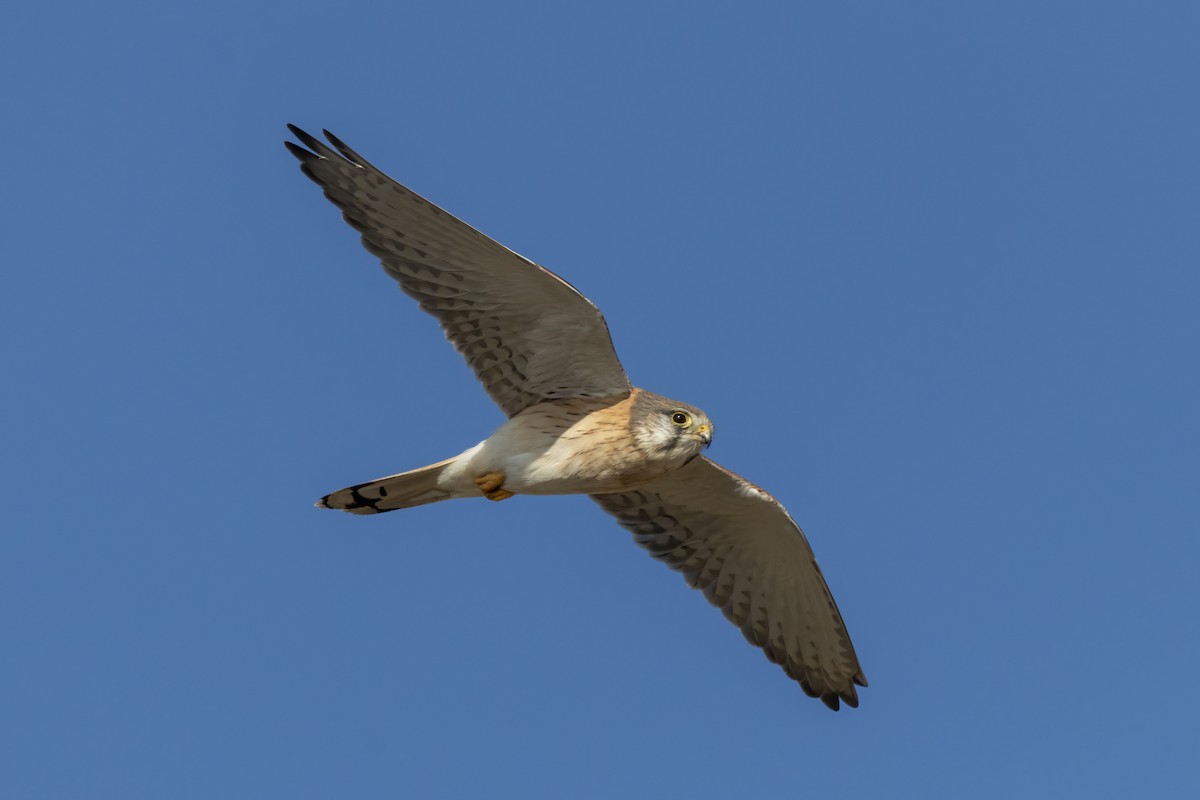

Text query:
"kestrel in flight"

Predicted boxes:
[[286, 125, 868, 710]]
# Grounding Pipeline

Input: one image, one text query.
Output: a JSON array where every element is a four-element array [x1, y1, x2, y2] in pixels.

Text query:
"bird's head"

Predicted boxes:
[[631, 390, 714, 462]]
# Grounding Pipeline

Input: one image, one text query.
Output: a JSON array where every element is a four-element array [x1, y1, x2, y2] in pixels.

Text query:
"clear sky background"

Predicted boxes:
[[3, 2, 1198, 797]]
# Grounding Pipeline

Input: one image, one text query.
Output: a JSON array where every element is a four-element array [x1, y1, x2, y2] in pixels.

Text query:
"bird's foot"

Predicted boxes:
[[474, 471, 515, 502]]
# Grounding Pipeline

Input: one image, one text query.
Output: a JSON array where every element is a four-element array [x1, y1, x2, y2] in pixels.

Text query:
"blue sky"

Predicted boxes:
[[4, 1, 1198, 797]]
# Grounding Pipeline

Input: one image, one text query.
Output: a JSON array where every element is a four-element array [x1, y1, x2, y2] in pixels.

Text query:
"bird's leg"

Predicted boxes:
[[474, 471, 515, 502]]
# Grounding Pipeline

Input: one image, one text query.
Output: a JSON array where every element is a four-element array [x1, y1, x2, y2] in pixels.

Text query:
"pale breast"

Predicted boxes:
[[468, 392, 676, 495]]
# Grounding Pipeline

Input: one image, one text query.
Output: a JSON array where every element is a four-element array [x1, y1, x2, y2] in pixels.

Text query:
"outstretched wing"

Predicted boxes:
[[285, 125, 632, 417], [591, 456, 867, 710]]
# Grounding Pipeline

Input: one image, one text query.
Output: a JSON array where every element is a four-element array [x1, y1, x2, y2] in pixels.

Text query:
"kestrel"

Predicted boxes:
[[286, 125, 868, 710]]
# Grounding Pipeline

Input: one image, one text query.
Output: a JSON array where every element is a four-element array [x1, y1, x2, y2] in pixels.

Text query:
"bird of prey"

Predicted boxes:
[[285, 125, 868, 710]]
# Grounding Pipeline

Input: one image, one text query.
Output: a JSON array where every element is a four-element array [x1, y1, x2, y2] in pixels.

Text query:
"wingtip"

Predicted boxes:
[[320, 127, 371, 168], [286, 124, 335, 158], [284, 140, 318, 162], [812, 676, 863, 711], [285, 123, 371, 171]]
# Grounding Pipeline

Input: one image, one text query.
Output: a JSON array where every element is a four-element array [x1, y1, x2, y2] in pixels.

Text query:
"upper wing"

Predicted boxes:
[[285, 125, 632, 417], [591, 456, 867, 710]]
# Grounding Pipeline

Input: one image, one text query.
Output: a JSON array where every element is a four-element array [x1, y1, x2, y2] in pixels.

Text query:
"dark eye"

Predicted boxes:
[[671, 412, 691, 427]]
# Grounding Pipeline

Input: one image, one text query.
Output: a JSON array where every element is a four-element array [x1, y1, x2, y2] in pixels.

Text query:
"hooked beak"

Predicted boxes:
[[692, 424, 712, 447]]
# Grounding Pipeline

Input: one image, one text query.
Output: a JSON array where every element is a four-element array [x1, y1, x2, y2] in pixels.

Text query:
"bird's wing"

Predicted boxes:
[[285, 125, 632, 417], [591, 456, 867, 710]]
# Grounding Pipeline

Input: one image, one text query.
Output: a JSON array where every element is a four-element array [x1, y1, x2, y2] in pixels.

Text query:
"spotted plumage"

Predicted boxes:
[[288, 125, 867, 710]]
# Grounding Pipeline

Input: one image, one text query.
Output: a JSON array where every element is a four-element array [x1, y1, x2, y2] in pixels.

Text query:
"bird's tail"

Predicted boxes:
[[317, 457, 460, 514]]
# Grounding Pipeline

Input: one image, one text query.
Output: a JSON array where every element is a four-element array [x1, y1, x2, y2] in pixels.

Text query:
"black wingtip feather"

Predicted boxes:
[[284, 140, 319, 162], [286, 123, 317, 147], [321, 128, 371, 167], [286, 124, 338, 160]]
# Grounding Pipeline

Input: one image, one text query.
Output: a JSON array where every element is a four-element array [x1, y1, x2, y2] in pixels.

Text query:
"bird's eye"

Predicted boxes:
[[671, 412, 691, 427]]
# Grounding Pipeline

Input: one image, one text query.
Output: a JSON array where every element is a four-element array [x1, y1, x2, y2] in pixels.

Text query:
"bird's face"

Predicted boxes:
[[631, 391, 714, 463]]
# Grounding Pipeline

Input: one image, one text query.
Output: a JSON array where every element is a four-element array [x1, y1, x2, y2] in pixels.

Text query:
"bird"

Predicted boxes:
[[285, 124, 868, 710]]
